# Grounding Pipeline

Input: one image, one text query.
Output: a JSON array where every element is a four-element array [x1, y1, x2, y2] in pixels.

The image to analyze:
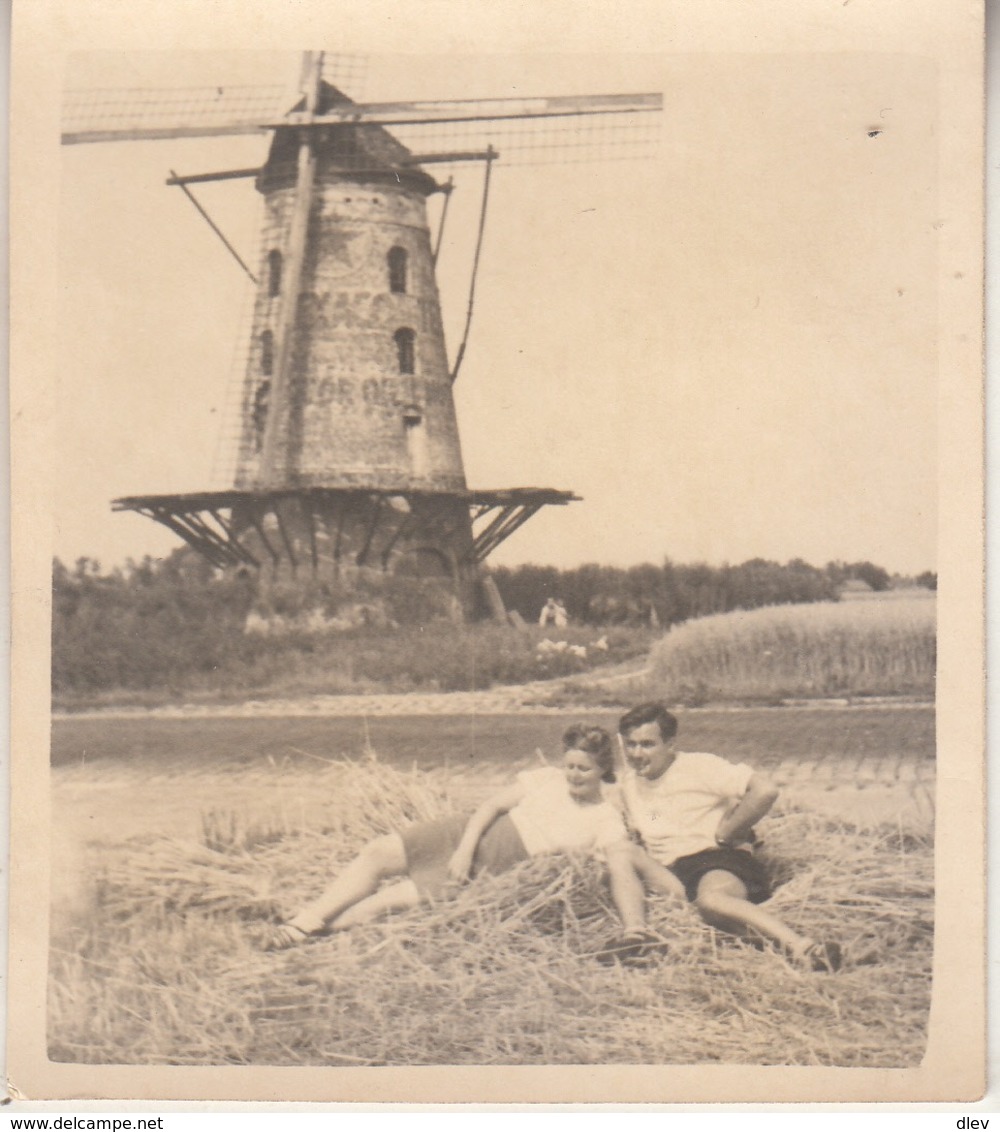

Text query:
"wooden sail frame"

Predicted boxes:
[[62, 90, 662, 145]]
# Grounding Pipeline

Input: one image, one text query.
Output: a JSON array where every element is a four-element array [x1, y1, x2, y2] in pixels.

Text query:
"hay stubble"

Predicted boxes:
[[48, 753, 932, 1068]]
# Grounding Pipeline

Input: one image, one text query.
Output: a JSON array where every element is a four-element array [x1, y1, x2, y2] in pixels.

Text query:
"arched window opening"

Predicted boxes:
[[394, 328, 416, 374], [260, 330, 274, 376], [252, 380, 271, 452], [267, 250, 282, 297], [388, 246, 408, 293]]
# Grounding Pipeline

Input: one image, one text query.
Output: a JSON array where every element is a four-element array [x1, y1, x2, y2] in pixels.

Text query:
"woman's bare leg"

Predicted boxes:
[[285, 833, 409, 935], [631, 845, 687, 901], [327, 879, 422, 931]]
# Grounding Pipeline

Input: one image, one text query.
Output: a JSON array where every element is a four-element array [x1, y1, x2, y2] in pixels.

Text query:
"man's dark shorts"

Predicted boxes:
[[669, 847, 772, 904]]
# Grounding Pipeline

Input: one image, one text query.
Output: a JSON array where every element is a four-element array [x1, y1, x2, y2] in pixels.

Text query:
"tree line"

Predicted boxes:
[[51, 551, 930, 695], [491, 557, 916, 626]]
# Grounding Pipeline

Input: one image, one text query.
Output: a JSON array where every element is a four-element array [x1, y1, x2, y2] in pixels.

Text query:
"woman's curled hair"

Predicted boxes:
[[562, 723, 616, 783]]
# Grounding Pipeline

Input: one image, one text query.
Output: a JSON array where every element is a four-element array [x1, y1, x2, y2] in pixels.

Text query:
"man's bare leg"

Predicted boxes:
[[693, 870, 812, 955]]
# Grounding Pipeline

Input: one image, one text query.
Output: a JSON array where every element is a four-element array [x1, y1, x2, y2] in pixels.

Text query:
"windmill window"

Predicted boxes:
[[267, 250, 282, 297], [388, 246, 408, 294], [260, 330, 274, 376], [252, 380, 271, 452], [394, 328, 416, 374], [403, 406, 428, 478]]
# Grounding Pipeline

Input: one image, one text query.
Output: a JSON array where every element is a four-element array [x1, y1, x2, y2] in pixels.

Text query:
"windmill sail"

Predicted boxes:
[[63, 82, 661, 163], [61, 84, 293, 144]]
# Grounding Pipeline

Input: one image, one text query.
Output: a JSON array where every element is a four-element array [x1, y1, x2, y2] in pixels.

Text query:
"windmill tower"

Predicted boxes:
[[62, 53, 662, 623]]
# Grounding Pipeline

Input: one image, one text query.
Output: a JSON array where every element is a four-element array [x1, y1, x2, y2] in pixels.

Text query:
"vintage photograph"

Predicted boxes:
[[8, 0, 985, 1108]]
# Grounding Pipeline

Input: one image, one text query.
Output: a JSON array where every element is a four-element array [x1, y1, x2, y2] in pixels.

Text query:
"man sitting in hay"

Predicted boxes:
[[600, 701, 842, 972]]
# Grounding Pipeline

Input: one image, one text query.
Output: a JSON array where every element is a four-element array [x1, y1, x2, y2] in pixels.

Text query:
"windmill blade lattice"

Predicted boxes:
[[390, 111, 661, 167], [62, 54, 369, 145], [64, 78, 658, 166], [318, 54, 368, 99], [209, 201, 266, 489], [62, 84, 293, 143]]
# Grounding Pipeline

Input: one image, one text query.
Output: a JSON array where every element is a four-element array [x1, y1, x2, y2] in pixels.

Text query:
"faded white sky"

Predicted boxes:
[[57, 50, 939, 574]]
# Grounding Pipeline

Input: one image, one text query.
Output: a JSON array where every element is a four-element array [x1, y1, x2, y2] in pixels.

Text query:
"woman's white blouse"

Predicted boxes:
[[507, 766, 628, 858]]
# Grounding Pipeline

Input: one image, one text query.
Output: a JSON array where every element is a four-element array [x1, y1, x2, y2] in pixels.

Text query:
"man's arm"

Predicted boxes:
[[714, 772, 779, 847]]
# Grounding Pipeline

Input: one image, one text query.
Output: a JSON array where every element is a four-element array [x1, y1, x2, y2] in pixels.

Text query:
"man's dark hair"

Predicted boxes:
[[618, 702, 679, 741]]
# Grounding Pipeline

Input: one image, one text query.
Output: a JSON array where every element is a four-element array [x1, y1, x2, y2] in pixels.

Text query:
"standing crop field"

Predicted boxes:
[[48, 708, 934, 1069], [648, 595, 935, 703]]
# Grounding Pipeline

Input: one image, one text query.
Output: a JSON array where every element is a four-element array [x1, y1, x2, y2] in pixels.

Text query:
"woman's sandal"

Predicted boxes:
[[262, 922, 313, 951]]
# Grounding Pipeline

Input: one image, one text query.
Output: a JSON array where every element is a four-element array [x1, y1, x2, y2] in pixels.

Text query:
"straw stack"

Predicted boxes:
[[49, 758, 934, 1068]]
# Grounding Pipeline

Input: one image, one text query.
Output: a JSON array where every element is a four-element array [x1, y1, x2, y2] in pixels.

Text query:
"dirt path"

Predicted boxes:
[[52, 659, 647, 720], [54, 662, 932, 722]]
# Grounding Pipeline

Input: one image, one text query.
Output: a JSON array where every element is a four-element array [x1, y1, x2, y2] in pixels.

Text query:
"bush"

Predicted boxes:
[[52, 550, 656, 703], [52, 554, 254, 693]]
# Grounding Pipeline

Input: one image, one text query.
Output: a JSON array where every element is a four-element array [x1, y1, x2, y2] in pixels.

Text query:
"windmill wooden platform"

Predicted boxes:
[[63, 53, 661, 624]]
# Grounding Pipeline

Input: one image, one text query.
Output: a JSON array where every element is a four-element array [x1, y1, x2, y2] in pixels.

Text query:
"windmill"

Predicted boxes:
[[62, 52, 662, 623]]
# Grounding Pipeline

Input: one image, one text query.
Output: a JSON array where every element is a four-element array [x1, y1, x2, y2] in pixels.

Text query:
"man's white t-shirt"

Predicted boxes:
[[509, 766, 628, 858], [620, 751, 754, 866]]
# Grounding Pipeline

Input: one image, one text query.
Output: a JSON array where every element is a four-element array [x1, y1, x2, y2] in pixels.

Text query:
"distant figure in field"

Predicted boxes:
[[603, 702, 842, 972], [538, 597, 568, 628], [264, 724, 646, 950]]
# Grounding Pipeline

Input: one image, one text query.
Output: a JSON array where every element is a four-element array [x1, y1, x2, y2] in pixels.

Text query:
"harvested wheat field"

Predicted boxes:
[[48, 735, 933, 1068], [649, 594, 936, 703]]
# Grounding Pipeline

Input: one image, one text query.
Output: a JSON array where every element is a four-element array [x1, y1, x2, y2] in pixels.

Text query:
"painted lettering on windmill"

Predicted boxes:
[[61, 52, 662, 628]]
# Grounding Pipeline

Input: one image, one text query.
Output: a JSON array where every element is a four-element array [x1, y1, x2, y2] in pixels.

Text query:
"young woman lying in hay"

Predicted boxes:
[[263, 723, 652, 951]]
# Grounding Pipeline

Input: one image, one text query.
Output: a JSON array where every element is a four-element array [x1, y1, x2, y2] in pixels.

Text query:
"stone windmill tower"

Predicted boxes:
[[62, 53, 662, 622]]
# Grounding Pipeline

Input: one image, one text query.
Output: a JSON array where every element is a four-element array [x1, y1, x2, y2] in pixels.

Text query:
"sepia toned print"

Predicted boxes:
[[9, 0, 984, 1107]]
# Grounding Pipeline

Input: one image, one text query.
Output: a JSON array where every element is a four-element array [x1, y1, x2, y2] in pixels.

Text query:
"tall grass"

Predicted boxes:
[[49, 756, 932, 1068], [648, 596, 935, 704], [54, 622, 656, 710]]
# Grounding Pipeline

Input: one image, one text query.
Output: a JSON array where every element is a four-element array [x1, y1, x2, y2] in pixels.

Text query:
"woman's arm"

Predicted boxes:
[[448, 781, 526, 881]]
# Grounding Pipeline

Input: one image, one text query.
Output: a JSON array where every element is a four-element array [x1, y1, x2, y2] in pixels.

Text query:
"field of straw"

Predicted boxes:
[[648, 595, 935, 703], [49, 750, 933, 1068]]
